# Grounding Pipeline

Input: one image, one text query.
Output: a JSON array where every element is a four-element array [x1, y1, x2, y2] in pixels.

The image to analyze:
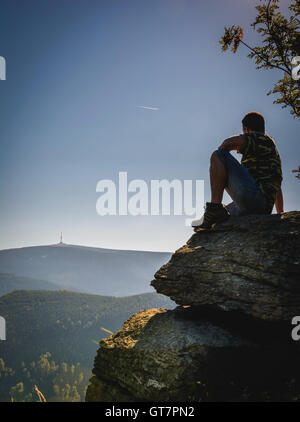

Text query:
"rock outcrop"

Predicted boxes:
[[86, 212, 300, 402], [152, 212, 300, 321]]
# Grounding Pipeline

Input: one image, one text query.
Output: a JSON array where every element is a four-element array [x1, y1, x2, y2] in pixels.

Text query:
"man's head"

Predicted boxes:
[[242, 111, 265, 134]]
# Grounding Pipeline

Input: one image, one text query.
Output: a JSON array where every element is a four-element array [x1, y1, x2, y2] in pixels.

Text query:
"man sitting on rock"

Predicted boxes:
[[193, 111, 283, 229]]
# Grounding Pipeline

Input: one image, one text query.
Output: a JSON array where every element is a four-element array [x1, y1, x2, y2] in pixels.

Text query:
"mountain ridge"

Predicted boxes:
[[0, 243, 172, 254], [0, 272, 64, 297], [0, 243, 172, 297]]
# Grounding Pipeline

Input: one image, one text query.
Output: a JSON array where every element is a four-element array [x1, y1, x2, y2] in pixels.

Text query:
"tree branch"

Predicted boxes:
[[239, 39, 291, 75]]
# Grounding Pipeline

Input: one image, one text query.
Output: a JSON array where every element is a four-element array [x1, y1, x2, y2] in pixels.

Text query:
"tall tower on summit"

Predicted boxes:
[[60, 232, 63, 244]]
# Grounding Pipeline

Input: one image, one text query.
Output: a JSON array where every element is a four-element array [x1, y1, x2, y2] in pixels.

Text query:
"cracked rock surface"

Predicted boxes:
[[86, 306, 299, 401], [151, 212, 300, 321]]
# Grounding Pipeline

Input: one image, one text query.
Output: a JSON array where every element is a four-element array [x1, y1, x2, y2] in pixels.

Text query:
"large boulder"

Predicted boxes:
[[86, 212, 300, 402], [151, 212, 300, 321], [86, 306, 300, 402]]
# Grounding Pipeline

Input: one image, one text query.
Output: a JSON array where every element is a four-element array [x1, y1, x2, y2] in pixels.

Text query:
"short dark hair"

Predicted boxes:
[[242, 111, 265, 133]]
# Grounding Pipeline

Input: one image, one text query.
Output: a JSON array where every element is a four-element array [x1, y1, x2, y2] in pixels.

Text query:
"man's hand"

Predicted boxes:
[[219, 135, 246, 153], [275, 187, 284, 213]]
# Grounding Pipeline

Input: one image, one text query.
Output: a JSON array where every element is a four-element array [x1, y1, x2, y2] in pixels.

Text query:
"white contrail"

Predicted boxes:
[[136, 105, 159, 111]]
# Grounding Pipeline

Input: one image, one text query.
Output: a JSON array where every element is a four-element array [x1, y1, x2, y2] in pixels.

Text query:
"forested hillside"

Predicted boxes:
[[0, 290, 175, 401]]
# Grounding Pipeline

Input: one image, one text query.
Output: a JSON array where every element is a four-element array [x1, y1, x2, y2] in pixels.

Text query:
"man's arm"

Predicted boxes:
[[275, 187, 284, 213], [219, 135, 246, 153]]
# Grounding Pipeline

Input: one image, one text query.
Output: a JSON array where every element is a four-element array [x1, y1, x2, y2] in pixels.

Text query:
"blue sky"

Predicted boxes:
[[0, 0, 299, 252]]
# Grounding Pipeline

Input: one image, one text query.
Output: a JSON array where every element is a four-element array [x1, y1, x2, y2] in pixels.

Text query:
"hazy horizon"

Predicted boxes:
[[0, 240, 172, 254]]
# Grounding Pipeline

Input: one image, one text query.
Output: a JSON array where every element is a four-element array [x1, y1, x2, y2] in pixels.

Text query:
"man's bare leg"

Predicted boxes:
[[210, 150, 227, 204]]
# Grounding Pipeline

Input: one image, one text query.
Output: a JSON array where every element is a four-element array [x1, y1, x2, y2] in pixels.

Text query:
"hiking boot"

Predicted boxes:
[[193, 202, 230, 229]]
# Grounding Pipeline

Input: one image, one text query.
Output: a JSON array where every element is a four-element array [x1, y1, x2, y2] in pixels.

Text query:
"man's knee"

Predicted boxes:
[[211, 149, 227, 166], [210, 150, 220, 163], [213, 147, 231, 167]]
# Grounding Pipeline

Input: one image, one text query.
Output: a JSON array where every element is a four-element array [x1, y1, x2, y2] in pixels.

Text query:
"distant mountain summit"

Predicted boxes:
[[0, 244, 171, 296]]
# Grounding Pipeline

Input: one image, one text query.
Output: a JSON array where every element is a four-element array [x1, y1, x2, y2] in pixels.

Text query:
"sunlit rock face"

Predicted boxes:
[[86, 306, 299, 402]]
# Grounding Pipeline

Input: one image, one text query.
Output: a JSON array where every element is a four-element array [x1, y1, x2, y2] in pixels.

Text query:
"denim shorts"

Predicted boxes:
[[216, 147, 271, 216]]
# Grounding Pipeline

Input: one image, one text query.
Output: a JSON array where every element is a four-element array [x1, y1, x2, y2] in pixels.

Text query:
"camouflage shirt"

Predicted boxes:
[[238, 132, 282, 210]]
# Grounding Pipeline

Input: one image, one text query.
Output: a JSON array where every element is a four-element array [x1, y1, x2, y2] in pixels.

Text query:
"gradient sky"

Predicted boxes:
[[0, 0, 299, 252]]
